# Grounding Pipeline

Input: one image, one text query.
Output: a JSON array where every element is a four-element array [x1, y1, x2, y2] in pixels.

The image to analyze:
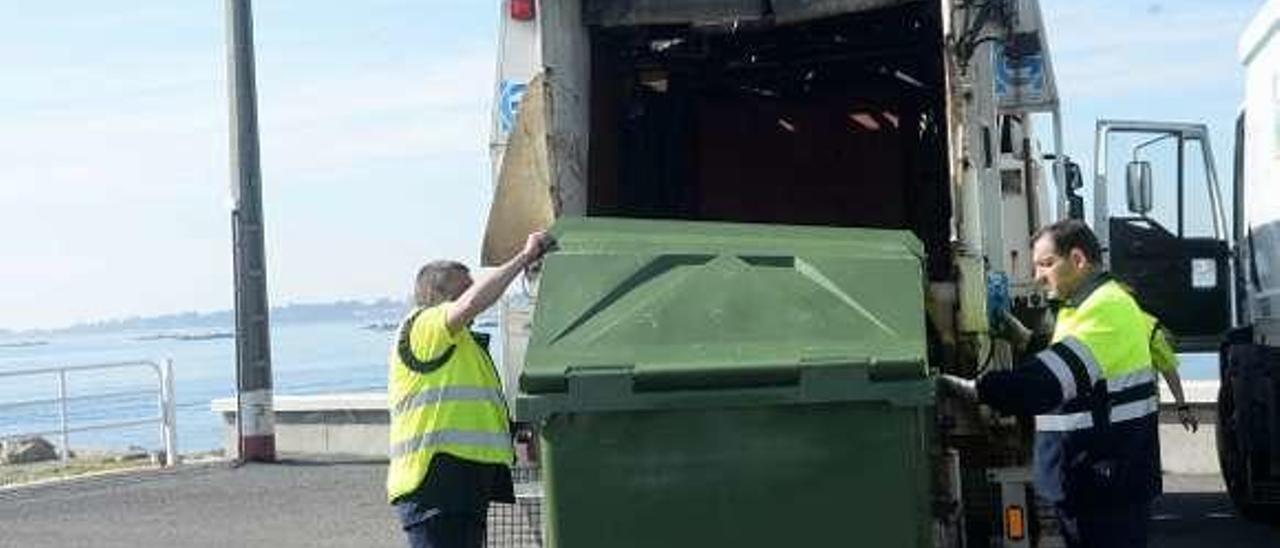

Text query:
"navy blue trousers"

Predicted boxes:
[[1057, 501, 1151, 548], [398, 506, 487, 548]]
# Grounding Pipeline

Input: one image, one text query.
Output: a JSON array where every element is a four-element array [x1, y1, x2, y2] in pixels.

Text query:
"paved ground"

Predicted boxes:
[[0, 461, 1275, 547], [1150, 474, 1279, 547], [0, 460, 405, 548]]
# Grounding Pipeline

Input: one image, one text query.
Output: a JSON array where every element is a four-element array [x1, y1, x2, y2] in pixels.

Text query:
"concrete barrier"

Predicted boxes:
[[211, 379, 1225, 472], [1158, 380, 1220, 476], [211, 393, 388, 458]]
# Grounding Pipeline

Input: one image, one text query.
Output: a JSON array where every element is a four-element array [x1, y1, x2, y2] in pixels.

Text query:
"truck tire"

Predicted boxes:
[[1217, 344, 1280, 523], [1217, 373, 1250, 511]]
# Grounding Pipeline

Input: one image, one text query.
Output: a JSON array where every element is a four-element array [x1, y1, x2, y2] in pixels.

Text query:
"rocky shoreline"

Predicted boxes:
[[0, 436, 223, 488]]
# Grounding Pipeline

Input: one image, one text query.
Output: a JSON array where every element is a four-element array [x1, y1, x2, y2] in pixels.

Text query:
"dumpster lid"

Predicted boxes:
[[519, 218, 930, 413]]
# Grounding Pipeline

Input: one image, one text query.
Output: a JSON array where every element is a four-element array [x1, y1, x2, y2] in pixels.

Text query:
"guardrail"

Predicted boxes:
[[0, 360, 177, 467]]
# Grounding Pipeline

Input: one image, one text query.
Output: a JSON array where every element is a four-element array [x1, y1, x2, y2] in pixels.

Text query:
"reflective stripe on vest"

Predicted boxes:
[[1034, 366, 1158, 432], [1107, 369, 1156, 392], [389, 429, 512, 459], [1035, 395, 1159, 431], [392, 386, 506, 416], [1035, 336, 1103, 402]]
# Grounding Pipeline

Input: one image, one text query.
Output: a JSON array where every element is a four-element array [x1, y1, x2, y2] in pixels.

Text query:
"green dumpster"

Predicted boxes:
[[518, 217, 935, 548]]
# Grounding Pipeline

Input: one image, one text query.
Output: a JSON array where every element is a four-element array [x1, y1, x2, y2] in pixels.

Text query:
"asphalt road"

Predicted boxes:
[[1150, 474, 1279, 547], [0, 460, 405, 548], [0, 461, 1275, 547]]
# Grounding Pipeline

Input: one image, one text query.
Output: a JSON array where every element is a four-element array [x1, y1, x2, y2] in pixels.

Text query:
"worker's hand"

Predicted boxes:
[[1177, 404, 1199, 433], [937, 374, 979, 404], [513, 422, 539, 464], [519, 231, 556, 267], [993, 309, 1032, 351]]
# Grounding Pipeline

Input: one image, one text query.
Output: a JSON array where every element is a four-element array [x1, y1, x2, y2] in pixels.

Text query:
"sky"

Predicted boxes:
[[0, 0, 1267, 331], [1040, 0, 1263, 238], [1, 1, 498, 330]]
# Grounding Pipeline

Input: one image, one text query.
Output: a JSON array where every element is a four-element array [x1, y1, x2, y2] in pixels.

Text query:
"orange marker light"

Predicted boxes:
[[1005, 505, 1027, 541]]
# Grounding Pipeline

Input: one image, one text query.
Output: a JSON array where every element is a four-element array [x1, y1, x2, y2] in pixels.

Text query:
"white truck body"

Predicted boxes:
[[1239, 1, 1280, 338], [1207, 0, 1280, 520]]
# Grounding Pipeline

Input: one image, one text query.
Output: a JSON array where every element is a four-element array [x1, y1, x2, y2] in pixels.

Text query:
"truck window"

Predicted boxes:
[[1182, 138, 1216, 239], [1107, 131, 1179, 232]]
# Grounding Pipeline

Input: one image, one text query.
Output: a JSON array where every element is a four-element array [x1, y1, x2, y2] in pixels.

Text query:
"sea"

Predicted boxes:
[[0, 317, 1216, 456], [0, 316, 500, 455]]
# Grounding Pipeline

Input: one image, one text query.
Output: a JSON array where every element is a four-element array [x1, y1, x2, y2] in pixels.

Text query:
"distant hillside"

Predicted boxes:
[[31, 299, 410, 335]]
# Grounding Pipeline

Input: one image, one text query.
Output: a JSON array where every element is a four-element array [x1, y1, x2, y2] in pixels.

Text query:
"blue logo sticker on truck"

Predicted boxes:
[[498, 80, 529, 135], [995, 43, 1047, 108]]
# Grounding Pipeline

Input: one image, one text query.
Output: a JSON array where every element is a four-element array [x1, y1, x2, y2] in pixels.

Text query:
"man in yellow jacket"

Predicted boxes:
[[387, 231, 552, 548], [943, 220, 1162, 547]]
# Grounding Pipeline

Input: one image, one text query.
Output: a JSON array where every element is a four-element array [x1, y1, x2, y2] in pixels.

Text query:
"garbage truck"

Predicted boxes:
[[1213, 0, 1280, 522], [1092, 0, 1280, 524], [481, 0, 1077, 545]]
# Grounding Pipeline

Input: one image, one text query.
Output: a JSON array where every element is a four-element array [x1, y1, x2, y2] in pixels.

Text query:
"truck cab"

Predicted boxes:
[[1091, 120, 1234, 351]]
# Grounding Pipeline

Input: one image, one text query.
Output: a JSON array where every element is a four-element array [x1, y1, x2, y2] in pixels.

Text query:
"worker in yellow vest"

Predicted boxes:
[[999, 287, 1199, 434], [942, 220, 1161, 547], [387, 231, 552, 548]]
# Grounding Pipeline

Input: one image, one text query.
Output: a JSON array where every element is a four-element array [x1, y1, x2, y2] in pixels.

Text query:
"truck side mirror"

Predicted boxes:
[[1125, 160, 1153, 215], [1064, 159, 1083, 190], [1058, 157, 1085, 220]]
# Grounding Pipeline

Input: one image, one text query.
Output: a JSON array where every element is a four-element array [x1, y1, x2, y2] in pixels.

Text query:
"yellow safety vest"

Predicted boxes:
[[1033, 278, 1158, 432], [385, 304, 513, 503]]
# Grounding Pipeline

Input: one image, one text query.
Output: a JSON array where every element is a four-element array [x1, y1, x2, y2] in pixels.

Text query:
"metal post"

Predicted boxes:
[[942, 448, 966, 548], [1051, 109, 1067, 221], [1177, 134, 1186, 238], [231, 212, 245, 464], [57, 370, 70, 465], [161, 359, 179, 467], [1094, 123, 1111, 263], [227, 0, 276, 462]]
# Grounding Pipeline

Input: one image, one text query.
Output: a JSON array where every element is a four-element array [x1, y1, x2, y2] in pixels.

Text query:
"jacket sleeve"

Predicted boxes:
[[1150, 322, 1179, 374], [977, 360, 1065, 416], [977, 334, 1105, 416]]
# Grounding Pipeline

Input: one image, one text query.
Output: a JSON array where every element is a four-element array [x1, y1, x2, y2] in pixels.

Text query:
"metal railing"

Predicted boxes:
[[0, 359, 177, 467]]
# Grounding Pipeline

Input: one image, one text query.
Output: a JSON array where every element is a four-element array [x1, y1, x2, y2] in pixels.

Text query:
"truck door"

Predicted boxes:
[[1093, 121, 1233, 351]]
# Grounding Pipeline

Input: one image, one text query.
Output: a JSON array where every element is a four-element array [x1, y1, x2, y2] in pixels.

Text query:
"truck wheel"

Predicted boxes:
[[1217, 346, 1280, 523], [1217, 375, 1250, 511]]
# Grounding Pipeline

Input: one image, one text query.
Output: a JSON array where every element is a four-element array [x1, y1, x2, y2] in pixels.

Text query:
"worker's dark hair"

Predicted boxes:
[[1032, 219, 1102, 264]]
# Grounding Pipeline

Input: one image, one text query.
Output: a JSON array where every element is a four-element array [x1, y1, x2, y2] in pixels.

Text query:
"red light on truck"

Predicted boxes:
[[511, 0, 535, 21]]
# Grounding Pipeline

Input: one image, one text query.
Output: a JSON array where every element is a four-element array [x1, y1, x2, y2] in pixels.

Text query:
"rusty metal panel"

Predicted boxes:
[[584, 0, 921, 27], [584, 0, 766, 27], [483, 74, 557, 266], [770, 0, 921, 24]]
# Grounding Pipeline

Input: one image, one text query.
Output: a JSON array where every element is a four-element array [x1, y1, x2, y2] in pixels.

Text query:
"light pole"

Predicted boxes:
[[227, 0, 275, 462]]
